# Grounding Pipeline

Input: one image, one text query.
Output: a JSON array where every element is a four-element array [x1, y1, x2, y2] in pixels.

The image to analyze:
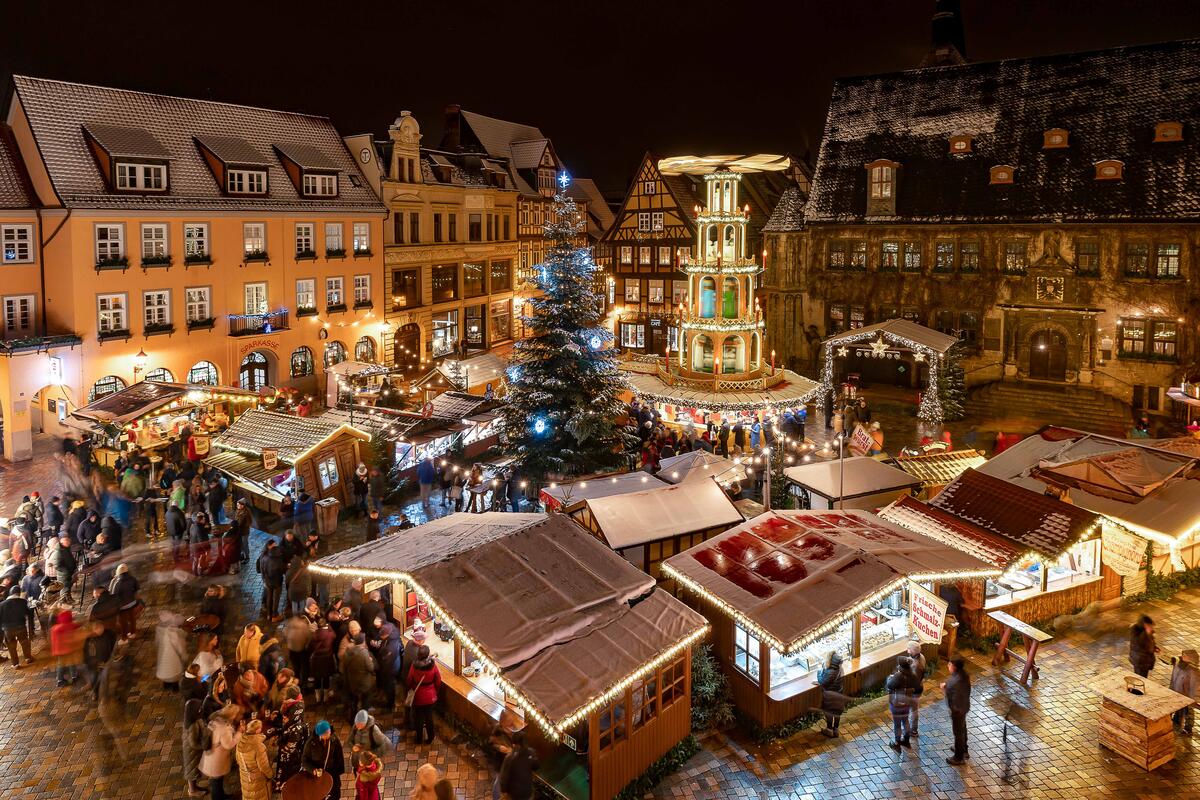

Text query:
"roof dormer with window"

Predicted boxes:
[[1043, 128, 1069, 149], [1094, 159, 1124, 181], [83, 123, 170, 193], [864, 159, 900, 216], [989, 165, 1015, 185], [275, 143, 339, 199], [1154, 121, 1184, 143], [195, 134, 270, 196], [948, 134, 973, 154]]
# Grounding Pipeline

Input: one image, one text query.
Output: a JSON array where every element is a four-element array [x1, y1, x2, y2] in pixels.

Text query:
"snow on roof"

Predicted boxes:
[[658, 450, 749, 486], [823, 318, 958, 354], [763, 185, 806, 232], [541, 471, 667, 512], [213, 408, 366, 464], [783, 456, 920, 500], [879, 495, 1020, 570], [893, 449, 987, 488], [582, 479, 744, 550], [663, 510, 998, 651]]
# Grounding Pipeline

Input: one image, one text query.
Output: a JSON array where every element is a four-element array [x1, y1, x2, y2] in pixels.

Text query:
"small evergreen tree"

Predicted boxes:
[[690, 644, 735, 731], [501, 174, 634, 481], [938, 341, 967, 422]]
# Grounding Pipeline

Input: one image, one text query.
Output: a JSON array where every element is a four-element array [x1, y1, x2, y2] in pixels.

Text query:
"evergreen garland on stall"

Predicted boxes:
[[501, 174, 635, 482], [938, 341, 967, 422]]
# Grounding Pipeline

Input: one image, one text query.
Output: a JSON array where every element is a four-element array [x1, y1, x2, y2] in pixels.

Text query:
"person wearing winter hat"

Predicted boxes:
[[1171, 648, 1200, 734], [354, 749, 384, 800], [273, 694, 309, 792], [50, 609, 82, 686], [109, 562, 141, 639], [0, 585, 34, 667], [407, 644, 442, 745], [349, 708, 393, 757], [303, 719, 346, 800]]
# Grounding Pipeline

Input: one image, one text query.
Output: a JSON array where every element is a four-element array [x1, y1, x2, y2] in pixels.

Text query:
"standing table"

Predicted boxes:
[[1088, 667, 1193, 771], [988, 609, 1052, 685]]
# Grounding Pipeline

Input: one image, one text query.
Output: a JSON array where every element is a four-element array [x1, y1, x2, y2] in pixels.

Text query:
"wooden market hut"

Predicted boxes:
[[891, 449, 987, 497], [204, 408, 369, 512], [567, 478, 745, 580], [662, 509, 999, 728], [783, 455, 921, 510], [311, 512, 708, 800], [656, 450, 749, 488], [539, 471, 668, 513]]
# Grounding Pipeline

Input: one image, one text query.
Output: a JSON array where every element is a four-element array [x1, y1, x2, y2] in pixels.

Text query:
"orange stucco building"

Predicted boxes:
[[0, 76, 385, 460]]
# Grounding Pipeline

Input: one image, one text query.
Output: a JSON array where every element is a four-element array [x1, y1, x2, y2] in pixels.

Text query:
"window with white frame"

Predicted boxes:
[[295, 223, 315, 255], [643, 180, 656, 195], [620, 323, 644, 348], [184, 223, 209, 260], [3, 295, 34, 334], [324, 222, 343, 253], [97, 293, 128, 333], [95, 225, 124, 263], [658, 246, 672, 266], [243, 223, 266, 256], [353, 274, 370, 305], [115, 162, 166, 191], [624, 279, 640, 302], [639, 247, 652, 266], [243, 282, 267, 315], [227, 169, 266, 194], [143, 289, 170, 327], [352, 222, 370, 253], [326, 276, 344, 307], [1, 225, 33, 263], [141, 224, 168, 260], [620, 246, 633, 265], [733, 622, 761, 683], [302, 173, 337, 196], [672, 280, 688, 305], [296, 279, 315, 311], [648, 280, 665, 304], [637, 212, 651, 232], [651, 212, 664, 232], [185, 287, 211, 323]]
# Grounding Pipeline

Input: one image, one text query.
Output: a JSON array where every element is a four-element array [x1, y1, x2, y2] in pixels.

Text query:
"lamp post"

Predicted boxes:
[[835, 432, 847, 509], [762, 446, 772, 511], [133, 348, 148, 382]]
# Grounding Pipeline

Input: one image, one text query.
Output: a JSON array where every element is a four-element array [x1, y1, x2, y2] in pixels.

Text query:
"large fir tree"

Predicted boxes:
[[501, 174, 633, 481], [937, 340, 968, 422]]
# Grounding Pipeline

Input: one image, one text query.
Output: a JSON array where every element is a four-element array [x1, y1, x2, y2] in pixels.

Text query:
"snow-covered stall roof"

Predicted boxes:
[[783, 456, 921, 501], [540, 471, 667, 512], [312, 513, 707, 731], [658, 450, 749, 487], [879, 495, 1022, 571], [662, 510, 998, 653], [822, 319, 958, 355], [892, 449, 987, 489], [581, 479, 744, 550]]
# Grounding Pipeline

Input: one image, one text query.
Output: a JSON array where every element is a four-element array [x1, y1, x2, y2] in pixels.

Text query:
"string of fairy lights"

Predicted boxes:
[[819, 329, 945, 426]]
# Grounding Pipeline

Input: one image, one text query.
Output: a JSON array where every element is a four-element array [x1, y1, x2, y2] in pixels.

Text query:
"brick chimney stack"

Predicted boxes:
[[442, 103, 462, 152], [921, 0, 967, 67]]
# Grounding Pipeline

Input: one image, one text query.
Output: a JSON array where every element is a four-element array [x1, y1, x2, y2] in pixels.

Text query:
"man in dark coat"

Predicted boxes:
[[1129, 615, 1159, 677], [941, 657, 972, 765], [76, 510, 101, 548], [280, 530, 302, 567], [206, 479, 227, 525], [89, 585, 122, 634], [165, 504, 187, 560], [499, 729, 540, 800], [0, 586, 34, 666], [340, 634, 376, 719], [302, 720, 346, 799], [373, 616, 401, 708], [100, 515, 124, 551], [358, 591, 384, 634], [52, 536, 79, 603], [256, 540, 286, 621], [43, 497, 64, 540]]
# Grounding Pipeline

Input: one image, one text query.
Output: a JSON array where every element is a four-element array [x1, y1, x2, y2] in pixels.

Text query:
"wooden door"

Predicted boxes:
[[1029, 330, 1067, 381]]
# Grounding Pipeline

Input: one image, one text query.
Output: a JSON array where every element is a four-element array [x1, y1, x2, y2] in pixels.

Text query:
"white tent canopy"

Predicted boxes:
[[540, 471, 667, 512], [583, 478, 744, 550], [784, 456, 921, 503], [658, 450, 749, 487]]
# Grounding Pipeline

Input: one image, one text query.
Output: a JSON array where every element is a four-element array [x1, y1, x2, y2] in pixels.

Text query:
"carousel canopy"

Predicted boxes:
[[824, 318, 958, 354], [623, 368, 820, 414], [72, 380, 258, 426]]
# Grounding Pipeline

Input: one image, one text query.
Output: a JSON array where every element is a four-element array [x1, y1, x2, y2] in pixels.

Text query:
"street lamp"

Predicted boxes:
[[133, 348, 148, 381]]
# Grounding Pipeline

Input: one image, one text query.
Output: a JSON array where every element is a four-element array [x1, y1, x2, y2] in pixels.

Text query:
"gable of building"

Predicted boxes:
[[603, 153, 698, 244]]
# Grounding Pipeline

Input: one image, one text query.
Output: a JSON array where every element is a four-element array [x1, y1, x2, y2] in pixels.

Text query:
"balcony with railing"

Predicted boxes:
[[228, 308, 289, 337]]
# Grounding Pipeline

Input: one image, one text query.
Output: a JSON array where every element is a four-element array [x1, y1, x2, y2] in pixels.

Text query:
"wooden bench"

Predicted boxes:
[[988, 609, 1052, 685]]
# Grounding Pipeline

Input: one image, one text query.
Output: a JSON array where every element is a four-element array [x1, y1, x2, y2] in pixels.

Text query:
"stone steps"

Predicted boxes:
[[968, 381, 1132, 437]]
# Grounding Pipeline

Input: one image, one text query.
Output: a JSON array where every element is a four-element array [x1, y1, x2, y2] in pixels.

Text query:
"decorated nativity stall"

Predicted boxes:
[[311, 512, 708, 800], [661, 509, 998, 728], [618, 164, 819, 426], [818, 318, 960, 426]]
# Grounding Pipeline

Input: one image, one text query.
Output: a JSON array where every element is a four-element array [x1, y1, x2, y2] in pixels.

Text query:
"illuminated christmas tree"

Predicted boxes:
[[501, 173, 634, 481]]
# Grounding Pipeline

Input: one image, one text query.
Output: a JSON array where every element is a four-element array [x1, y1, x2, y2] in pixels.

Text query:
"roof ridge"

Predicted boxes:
[[12, 74, 333, 122]]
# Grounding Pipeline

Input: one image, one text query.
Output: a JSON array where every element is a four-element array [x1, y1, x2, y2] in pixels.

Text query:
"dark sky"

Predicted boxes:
[[4, 1, 1200, 196]]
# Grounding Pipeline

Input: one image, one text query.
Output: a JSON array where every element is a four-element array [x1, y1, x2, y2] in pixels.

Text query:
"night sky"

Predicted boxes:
[[4, 0, 1200, 196]]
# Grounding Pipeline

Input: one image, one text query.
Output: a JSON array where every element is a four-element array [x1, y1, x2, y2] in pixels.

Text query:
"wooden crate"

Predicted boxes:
[[1098, 698, 1176, 770]]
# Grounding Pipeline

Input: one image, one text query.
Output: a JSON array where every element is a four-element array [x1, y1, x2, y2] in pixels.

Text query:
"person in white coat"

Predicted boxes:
[[155, 611, 190, 691], [200, 705, 243, 800]]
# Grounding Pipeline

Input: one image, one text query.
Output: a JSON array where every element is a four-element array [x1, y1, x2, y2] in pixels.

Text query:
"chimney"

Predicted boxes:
[[442, 103, 462, 152], [921, 0, 967, 67]]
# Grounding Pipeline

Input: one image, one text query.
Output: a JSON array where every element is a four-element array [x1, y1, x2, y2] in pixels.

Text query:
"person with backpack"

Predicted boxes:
[[885, 656, 921, 752]]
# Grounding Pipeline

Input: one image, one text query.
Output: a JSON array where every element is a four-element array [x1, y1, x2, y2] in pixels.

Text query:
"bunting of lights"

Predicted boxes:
[[818, 329, 945, 426]]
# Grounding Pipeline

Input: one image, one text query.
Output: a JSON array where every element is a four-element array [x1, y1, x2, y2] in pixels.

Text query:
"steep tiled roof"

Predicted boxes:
[[83, 123, 171, 159], [0, 125, 35, 209], [566, 178, 616, 240], [763, 185, 806, 232], [879, 495, 1020, 570], [11, 75, 384, 212], [928, 468, 1099, 558], [806, 38, 1200, 223], [459, 110, 546, 160], [194, 134, 270, 166], [508, 139, 549, 170], [212, 408, 365, 464], [893, 449, 987, 488]]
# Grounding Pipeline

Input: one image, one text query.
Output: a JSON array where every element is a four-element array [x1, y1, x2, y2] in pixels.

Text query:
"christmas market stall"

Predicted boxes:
[[539, 471, 668, 513], [878, 468, 1114, 636], [783, 455, 920, 510], [892, 449, 987, 496], [567, 478, 744, 580], [662, 509, 998, 728], [976, 427, 1200, 591], [70, 379, 261, 469], [204, 408, 369, 513], [311, 512, 708, 800], [817, 319, 959, 426], [657, 450, 749, 489], [324, 360, 394, 407]]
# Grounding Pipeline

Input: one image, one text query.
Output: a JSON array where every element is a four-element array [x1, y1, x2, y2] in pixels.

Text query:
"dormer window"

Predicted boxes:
[[1095, 160, 1124, 181], [948, 135, 973, 154], [1043, 128, 1069, 149], [115, 162, 166, 191], [228, 169, 267, 195], [1154, 121, 1184, 143], [864, 159, 899, 216], [302, 173, 338, 197], [990, 165, 1015, 185]]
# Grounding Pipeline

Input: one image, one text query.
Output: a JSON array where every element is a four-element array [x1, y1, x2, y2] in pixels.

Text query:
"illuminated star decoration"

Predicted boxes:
[[836, 346, 849, 358], [870, 338, 889, 357], [913, 352, 926, 362], [558, 171, 571, 190]]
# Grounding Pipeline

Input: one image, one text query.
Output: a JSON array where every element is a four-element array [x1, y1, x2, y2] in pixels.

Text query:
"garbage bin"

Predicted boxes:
[[315, 497, 341, 536]]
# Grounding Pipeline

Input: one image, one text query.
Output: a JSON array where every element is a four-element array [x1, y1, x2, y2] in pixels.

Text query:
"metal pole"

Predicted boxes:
[[838, 433, 846, 510], [763, 446, 771, 511]]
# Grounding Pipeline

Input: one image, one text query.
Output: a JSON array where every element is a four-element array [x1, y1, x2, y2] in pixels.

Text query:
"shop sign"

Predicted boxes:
[[262, 447, 278, 471], [191, 435, 211, 457], [908, 581, 948, 644], [48, 355, 64, 384], [848, 424, 873, 456], [1102, 526, 1147, 578]]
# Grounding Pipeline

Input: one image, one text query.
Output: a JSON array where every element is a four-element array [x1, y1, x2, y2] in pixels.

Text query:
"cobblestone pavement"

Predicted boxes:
[[1, 440, 1197, 799]]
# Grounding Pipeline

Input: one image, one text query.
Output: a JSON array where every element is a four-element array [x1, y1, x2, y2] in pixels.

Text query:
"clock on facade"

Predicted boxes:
[[359, 148, 371, 164], [1036, 276, 1065, 302]]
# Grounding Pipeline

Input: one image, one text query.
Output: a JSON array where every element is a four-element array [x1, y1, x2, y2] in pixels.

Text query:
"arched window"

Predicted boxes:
[[691, 334, 714, 373], [699, 277, 717, 319], [722, 180, 732, 212], [722, 277, 739, 319], [88, 375, 127, 402], [355, 336, 377, 363], [706, 225, 719, 261], [290, 346, 314, 377], [145, 367, 173, 383], [187, 361, 219, 386], [722, 225, 736, 262], [240, 351, 269, 391], [324, 340, 347, 368], [722, 336, 744, 374]]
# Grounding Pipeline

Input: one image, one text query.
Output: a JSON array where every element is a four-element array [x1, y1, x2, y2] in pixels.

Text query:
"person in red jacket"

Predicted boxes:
[[406, 645, 442, 745], [50, 610, 82, 687]]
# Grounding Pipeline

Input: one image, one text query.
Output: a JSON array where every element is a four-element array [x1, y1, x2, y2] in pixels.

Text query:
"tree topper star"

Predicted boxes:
[[870, 337, 889, 356], [913, 351, 926, 362]]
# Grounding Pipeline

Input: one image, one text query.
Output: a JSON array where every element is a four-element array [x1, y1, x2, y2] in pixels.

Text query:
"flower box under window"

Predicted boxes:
[[295, 249, 317, 261], [325, 303, 347, 314], [352, 249, 373, 258], [98, 329, 131, 342], [141, 255, 171, 268], [184, 254, 212, 266], [144, 322, 175, 336], [244, 250, 269, 263], [296, 306, 318, 318], [353, 300, 374, 310], [326, 248, 346, 259], [96, 256, 129, 270], [186, 317, 216, 331]]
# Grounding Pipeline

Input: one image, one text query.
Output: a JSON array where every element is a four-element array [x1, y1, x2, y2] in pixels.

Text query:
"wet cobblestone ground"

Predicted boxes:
[[0, 435, 1196, 799]]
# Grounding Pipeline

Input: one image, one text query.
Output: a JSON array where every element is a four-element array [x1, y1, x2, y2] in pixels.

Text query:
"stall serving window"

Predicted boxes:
[[985, 539, 1100, 608], [316, 455, 340, 490], [769, 619, 852, 690]]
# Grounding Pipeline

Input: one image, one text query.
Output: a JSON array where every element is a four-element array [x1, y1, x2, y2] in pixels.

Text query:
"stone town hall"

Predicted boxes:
[[763, 0, 1200, 425]]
